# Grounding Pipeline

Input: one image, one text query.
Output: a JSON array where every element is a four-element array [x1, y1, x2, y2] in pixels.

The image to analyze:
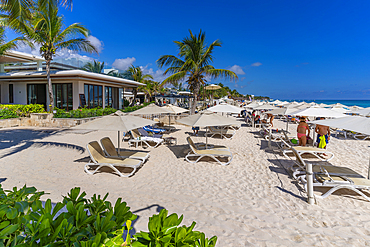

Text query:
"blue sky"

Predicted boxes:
[[10, 0, 370, 100]]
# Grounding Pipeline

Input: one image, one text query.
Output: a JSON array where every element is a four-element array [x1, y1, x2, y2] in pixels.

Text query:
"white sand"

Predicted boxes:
[[0, 118, 370, 246]]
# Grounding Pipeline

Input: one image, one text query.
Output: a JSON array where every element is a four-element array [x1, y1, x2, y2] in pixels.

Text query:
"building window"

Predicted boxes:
[[84, 84, 102, 108], [52, 83, 73, 110], [105, 86, 113, 107], [27, 84, 47, 109], [9, 84, 13, 103]]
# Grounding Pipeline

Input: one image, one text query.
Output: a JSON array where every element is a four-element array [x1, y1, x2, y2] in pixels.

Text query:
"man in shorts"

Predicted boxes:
[[315, 117, 331, 149]]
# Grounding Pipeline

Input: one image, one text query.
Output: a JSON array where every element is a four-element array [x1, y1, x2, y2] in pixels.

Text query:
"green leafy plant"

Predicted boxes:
[[53, 107, 117, 118], [0, 185, 217, 246], [0, 104, 45, 118]]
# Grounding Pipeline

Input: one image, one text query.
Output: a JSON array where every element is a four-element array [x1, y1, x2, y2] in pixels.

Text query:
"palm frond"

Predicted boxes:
[[206, 69, 238, 81], [160, 71, 186, 86]]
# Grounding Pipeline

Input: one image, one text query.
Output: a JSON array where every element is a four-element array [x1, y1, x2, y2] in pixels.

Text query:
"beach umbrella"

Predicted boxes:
[[348, 105, 364, 112], [290, 107, 346, 118], [131, 103, 172, 115], [207, 103, 243, 114], [205, 84, 221, 90], [355, 107, 370, 116], [162, 104, 189, 127], [244, 102, 261, 109], [318, 103, 331, 108], [252, 104, 279, 110], [176, 111, 240, 148], [309, 116, 370, 178], [73, 111, 156, 150]]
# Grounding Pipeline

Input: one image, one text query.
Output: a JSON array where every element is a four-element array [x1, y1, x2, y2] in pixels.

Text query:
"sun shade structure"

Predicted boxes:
[[207, 103, 243, 114], [355, 107, 370, 116], [309, 116, 370, 136], [252, 104, 279, 110], [290, 107, 346, 118], [162, 104, 188, 114], [205, 84, 221, 90], [73, 111, 156, 150], [130, 103, 172, 115], [177, 111, 240, 148]]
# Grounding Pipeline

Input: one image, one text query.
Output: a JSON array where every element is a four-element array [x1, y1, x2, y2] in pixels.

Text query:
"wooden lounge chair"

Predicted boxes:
[[85, 141, 142, 177], [100, 137, 150, 163], [290, 147, 370, 202], [129, 129, 164, 148], [205, 126, 236, 140], [185, 137, 233, 166]]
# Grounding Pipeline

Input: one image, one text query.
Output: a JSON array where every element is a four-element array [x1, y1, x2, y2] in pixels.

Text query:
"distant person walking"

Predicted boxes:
[[297, 117, 310, 146], [315, 117, 330, 149]]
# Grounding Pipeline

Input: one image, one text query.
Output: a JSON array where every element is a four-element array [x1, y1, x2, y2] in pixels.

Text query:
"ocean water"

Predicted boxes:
[[281, 100, 370, 108]]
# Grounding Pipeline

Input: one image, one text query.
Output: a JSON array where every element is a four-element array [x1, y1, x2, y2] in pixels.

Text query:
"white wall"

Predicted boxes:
[[0, 82, 27, 104]]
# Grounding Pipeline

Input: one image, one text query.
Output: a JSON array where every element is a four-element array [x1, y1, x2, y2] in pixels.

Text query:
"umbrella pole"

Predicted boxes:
[[286, 117, 289, 132], [118, 131, 120, 152], [269, 128, 272, 150], [206, 127, 208, 149], [312, 124, 316, 147], [368, 156, 370, 180]]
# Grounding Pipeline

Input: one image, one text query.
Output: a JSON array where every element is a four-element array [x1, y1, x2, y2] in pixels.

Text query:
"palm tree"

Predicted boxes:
[[82, 60, 105, 73], [125, 65, 153, 106], [4, 0, 97, 110], [157, 30, 238, 114], [0, 26, 31, 55], [141, 80, 163, 102]]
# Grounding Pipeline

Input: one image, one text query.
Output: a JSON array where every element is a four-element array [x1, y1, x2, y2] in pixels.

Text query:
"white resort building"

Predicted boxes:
[[0, 51, 143, 110]]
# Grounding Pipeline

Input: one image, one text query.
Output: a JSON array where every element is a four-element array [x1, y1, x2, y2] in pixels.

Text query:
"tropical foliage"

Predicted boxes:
[[1, 0, 97, 111], [82, 60, 105, 73], [0, 185, 217, 246], [53, 106, 116, 118], [157, 30, 237, 114], [125, 65, 154, 106], [0, 104, 45, 118]]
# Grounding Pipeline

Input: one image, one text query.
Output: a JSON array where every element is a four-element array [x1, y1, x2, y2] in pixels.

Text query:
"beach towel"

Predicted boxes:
[[318, 135, 327, 149]]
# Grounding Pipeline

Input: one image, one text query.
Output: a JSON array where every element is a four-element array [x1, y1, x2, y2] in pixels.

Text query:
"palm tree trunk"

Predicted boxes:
[[46, 58, 54, 111], [190, 83, 200, 115], [130, 88, 137, 106]]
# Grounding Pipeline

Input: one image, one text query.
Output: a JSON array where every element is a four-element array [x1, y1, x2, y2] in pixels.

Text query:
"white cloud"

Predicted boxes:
[[87, 35, 104, 53], [112, 57, 136, 71], [251, 62, 262, 67], [229, 65, 245, 75], [140, 65, 168, 82], [15, 42, 96, 68]]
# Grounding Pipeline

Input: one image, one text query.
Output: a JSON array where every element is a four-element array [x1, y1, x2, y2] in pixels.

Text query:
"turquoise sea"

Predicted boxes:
[[281, 100, 370, 108]]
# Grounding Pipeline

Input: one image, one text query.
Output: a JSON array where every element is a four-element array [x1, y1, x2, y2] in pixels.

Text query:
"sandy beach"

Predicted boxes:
[[1, 118, 370, 246]]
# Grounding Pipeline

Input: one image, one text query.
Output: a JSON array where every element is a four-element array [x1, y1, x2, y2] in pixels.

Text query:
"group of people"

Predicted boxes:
[[297, 117, 330, 148]]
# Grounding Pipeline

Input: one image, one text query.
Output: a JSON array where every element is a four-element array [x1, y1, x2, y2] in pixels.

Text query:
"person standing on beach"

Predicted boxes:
[[315, 117, 330, 149], [297, 117, 310, 146]]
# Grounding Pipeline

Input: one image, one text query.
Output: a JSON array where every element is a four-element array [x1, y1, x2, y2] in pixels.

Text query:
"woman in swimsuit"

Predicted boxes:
[[297, 117, 310, 146]]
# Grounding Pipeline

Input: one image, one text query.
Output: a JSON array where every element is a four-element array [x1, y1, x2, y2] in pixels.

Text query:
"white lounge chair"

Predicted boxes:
[[277, 136, 334, 161], [100, 137, 150, 163], [85, 141, 142, 177], [129, 129, 164, 148], [290, 147, 370, 202], [205, 126, 236, 140], [185, 137, 233, 166], [353, 133, 370, 141]]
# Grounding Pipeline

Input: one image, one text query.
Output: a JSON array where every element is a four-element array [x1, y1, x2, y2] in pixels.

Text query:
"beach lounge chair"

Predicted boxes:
[[85, 141, 142, 177], [129, 129, 164, 148], [185, 137, 233, 166], [353, 133, 370, 141], [205, 126, 236, 140], [260, 125, 284, 141], [137, 128, 163, 138], [290, 147, 370, 202], [100, 137, 150, 163], [289, 147, 361, 179], [277, 136, 334, 161]]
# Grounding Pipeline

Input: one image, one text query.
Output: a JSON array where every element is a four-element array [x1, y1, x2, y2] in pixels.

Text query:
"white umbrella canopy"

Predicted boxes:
[[309, 116, 370, 135], [162, 104, 188, 114], [318, 103, 331, 108], [244, 102, 261, 108], [205, 84, 221, 90], [73, 111, 157, 150], [331, 107, 350, 114], [355, 107, 370, 116], [348, 105, 364, 112], [207, 103, 243, 114], [269, 106, 303, 116], [253, 104, 279, 110], [290, 107, 346, 118], [177, 111, 240, 127], [270, 100, 283, 105], [131, 103, 172, 115]]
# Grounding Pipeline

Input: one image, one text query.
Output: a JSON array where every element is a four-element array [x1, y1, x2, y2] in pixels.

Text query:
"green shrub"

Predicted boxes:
[[0, 185, 217, 246], [0, 104, 45, 117], [53, 107, 117, 118], [0, 109, 19, 119]]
